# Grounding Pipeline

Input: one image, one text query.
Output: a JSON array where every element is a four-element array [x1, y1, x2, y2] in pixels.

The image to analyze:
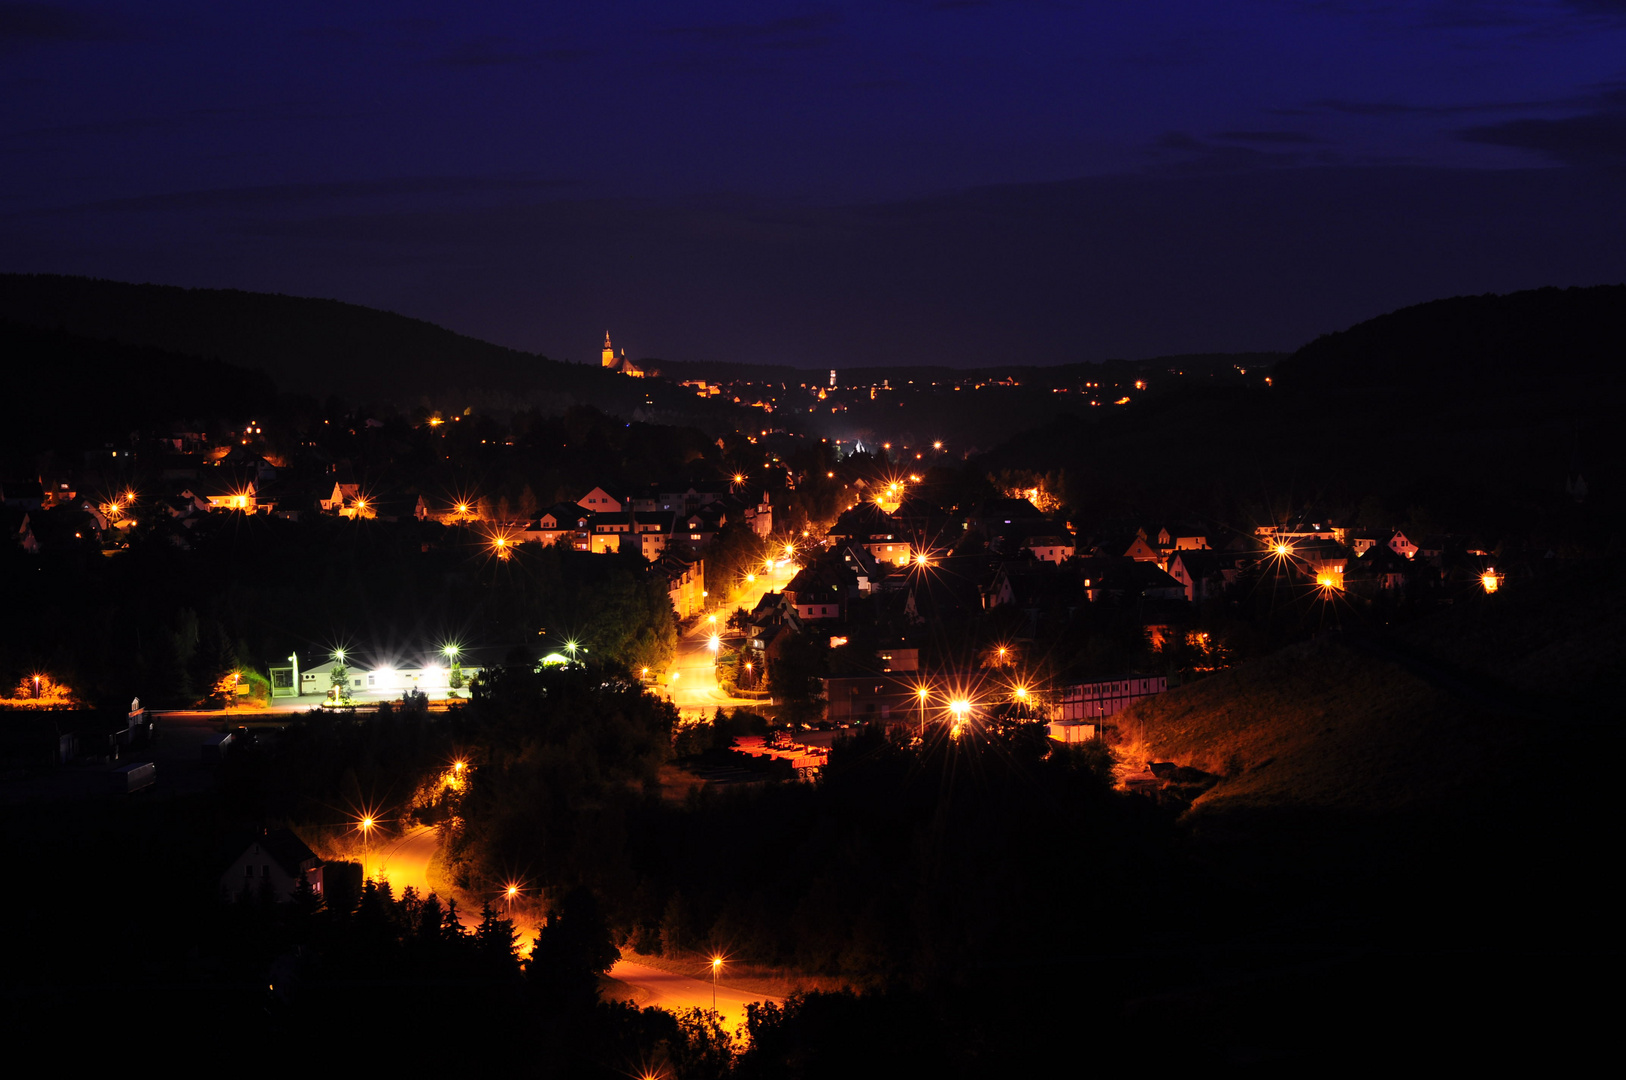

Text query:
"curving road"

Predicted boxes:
[[666, 558, 796, 721], [370, 824, 779, 1027]]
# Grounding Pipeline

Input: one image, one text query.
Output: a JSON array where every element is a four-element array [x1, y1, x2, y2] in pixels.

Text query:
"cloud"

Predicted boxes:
[[1459, 89, 1626, 166], [0, 2, 133, 43], [1309, 96, 1566, 117], [1217, 130, 1319, 144], [1146, 131, 1317, 173]]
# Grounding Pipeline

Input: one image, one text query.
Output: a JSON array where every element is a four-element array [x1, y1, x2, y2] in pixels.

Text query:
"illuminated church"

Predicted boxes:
[[600, 332, 645, 378]]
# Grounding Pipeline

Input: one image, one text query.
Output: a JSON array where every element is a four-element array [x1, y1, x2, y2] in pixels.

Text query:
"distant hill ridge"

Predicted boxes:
[[0, 273, 717, 418], [1275, 283, 1626, 392]]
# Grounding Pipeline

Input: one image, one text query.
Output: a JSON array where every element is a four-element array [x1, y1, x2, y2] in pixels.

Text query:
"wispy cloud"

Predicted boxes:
[[1217, 130, 1320, 144], [1460, 87, 1626, 166]]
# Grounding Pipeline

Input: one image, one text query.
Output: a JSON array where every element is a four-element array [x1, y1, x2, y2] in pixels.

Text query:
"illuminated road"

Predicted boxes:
[[371, 824, 778, 1024], [607, 957, 779, 1030], [666, 557, 796, 720]]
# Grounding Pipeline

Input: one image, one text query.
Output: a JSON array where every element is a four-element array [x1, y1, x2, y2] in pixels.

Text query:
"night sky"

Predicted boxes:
[[4, 1, 1626, 368]]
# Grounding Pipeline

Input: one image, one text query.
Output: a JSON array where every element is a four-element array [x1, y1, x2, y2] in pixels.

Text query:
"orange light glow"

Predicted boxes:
[[1481, 571, 1500, 594], [733, 473, 744, 483], [1273, 542, 1292, 558]]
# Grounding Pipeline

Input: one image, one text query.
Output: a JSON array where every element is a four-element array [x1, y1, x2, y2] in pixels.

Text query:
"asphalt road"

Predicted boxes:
[[666, 558, 795, 720], [371, 823, 779, 1026]]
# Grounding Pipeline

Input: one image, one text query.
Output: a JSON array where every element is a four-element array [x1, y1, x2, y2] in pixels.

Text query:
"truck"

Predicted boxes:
[[201, 731, 234, 762], [107, 761, 156, 794]]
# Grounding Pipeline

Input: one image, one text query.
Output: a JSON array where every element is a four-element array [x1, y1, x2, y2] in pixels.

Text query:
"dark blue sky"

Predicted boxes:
[[4, 1, 1626, 367]]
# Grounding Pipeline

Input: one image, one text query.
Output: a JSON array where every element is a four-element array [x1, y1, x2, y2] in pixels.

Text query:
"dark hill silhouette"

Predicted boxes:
[[1, 320, 274, 461], [1274, 283, 1626, 394], [981, 282, 1626, 536], [0, 273, 726, 419]]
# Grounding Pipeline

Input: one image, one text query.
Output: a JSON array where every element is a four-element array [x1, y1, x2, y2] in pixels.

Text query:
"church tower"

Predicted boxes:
[[601, 332, 616, 369]]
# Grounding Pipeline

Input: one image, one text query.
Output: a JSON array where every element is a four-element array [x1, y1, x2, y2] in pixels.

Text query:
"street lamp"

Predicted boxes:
[[358, 815, 375, 880], [710, 955, 724, 1012], [917, 685, 929, 738], [949, 699, 970, 739]]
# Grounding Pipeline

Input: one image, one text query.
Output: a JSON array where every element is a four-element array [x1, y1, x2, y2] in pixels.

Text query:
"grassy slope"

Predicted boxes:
[[1112, 566, 1621, 950], [1119, 637, 1522, 817]]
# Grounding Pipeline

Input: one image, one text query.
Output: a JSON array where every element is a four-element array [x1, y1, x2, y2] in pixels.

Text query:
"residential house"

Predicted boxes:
[[1346, 543, 1413, 595], [577, 486, 623, 513], [182, 474, 264, 513], [652, 550, 705, 620], [785, 564, 851, 621], [220, 829, 323, 903], [1122, 535, 1161, 563], [1060, 676, 1168, 720], [1155, 525, 1210, 552], [1024, 534, 1076, 563], [835, 543, 884, 594], [1168, 549, 1233, 603]]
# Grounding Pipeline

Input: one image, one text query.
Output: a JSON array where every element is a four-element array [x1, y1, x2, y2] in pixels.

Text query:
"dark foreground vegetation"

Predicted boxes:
[[6, 557, 1617, 1072]]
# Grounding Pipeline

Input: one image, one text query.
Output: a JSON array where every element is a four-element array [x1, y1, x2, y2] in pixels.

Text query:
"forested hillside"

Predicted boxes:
[[0, 274, 734, 421]]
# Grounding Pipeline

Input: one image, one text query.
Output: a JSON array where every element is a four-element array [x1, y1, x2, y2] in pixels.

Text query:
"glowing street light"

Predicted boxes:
[[357, 814, 376, 880], [708, 633, 721, 653], [1481, 571, 1500, 594], [710, 955, 725, 1011], [948, 698, 970, 739], [917, 685, 929, 737]]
